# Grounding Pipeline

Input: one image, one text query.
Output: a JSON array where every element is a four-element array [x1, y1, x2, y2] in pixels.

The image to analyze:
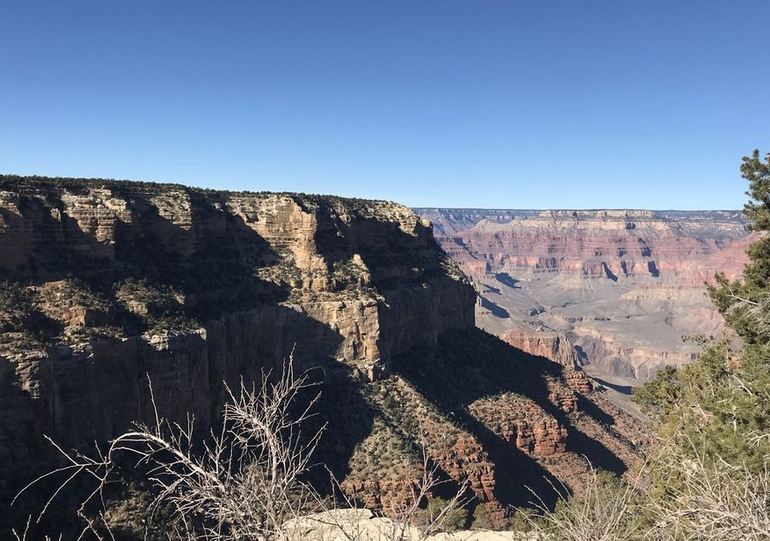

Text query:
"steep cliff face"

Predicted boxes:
[[0, 177, 471, 483], [1, 178, 646, 527], [502, 328, 580, 366], [417, 208, 753, 382]]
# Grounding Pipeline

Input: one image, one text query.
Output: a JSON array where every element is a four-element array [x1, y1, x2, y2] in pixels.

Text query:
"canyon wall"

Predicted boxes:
[[0, 177, 471, 487], [0, 178, 647, 528], [417, 208, 754, 382]]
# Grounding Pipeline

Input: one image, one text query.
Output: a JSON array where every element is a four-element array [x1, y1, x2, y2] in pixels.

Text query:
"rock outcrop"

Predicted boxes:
[[502, 328, 580, 366], [281, 509, 536, 541], [0, 177, 471, 493]]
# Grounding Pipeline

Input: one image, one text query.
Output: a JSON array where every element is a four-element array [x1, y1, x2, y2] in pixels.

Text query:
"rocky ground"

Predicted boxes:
[[281, 509, 537, 540]]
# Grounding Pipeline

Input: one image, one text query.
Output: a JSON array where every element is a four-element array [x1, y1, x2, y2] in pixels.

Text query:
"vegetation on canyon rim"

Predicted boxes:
[[636, 148, 770, 469], [528, 148, 770, 540], [11, 150, 770, 540]]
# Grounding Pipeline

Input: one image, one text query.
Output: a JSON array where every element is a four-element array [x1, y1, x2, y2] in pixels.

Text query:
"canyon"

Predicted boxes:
[[416, 208, 754, 390], [0, 177, 648, 532]]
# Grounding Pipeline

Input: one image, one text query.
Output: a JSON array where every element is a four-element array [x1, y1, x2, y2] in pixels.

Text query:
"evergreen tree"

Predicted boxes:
[[635, 149, 770, 470]]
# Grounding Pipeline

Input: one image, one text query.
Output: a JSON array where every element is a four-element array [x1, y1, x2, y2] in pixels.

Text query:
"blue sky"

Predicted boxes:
[[1, 1, 768, 209]]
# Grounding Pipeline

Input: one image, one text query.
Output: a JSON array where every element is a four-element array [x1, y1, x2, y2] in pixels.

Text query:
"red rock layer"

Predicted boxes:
[[423, 209, 752, 284]]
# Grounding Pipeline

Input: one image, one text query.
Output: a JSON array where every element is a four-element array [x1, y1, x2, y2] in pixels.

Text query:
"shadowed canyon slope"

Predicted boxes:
[[416, 208, 754, 386], [0, 177, 648, 528]]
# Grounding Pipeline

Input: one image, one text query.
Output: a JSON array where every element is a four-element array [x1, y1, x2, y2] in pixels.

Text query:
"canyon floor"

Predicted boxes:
[[416, 208, 754, 388]]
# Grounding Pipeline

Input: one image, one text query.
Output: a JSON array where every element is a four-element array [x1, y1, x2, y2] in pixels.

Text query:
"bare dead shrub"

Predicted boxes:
[[16, 355, 325, 540], [11, 515, 63, 541], [17, 356, 469, 541]]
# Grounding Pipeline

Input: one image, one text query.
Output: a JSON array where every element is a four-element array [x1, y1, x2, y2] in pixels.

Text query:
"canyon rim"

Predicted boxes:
[[0, 176, 652, 533]]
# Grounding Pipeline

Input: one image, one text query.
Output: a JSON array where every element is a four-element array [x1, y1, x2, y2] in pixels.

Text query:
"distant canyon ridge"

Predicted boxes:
[[415, 208, 755, 386]]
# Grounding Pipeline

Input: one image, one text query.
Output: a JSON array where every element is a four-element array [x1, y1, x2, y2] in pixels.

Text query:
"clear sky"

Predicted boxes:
[[1, 1, 768, 209]]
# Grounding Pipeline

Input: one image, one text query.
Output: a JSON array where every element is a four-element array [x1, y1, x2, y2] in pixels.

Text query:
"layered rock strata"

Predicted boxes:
[[0, 178, 646, 529], [417, 208, 753, 381], [0, 177, 471, 486]]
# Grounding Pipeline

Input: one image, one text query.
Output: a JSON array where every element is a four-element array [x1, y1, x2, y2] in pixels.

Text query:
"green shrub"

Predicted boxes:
[[416, 496, 469, 532]]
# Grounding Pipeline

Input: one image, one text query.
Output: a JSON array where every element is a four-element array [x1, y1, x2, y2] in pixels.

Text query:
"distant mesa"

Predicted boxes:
[[416, 206, 754, 384]]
